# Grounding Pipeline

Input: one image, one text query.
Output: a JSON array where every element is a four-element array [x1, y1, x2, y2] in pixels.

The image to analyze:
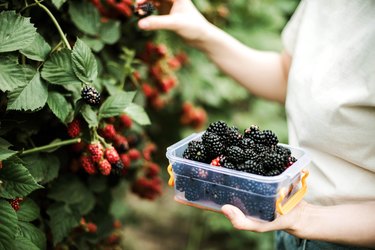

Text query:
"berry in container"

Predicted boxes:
[[166, 122, 311, 222]]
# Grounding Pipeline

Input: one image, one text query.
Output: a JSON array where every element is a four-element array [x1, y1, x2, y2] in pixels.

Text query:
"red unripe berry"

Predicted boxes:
[[167, 57, 181, 70], [88, 142, 104, 163], [113, 134, 129, 152], [142, 143, 157, 161], [98, 159, 112, 175], [101, 124, 117, 140], [128, 149, 141, 161], [119, 114, 132, 128], [105, 146, 120, 164], [9, 198, 23, 211], [120, 153, 131, 168], [145, 162, 160, 178], [80, 155, 97, 175], [67, 119, 81, 138], [86, 222, 97, 233], [210, 157, 221, 166], [142, 83, 157, 98]]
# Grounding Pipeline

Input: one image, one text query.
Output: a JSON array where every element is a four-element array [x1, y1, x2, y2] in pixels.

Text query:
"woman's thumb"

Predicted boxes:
[[138, 15, 177, 31]]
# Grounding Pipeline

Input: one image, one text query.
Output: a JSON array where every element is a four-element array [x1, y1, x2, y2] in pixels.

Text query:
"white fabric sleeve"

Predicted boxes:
[[281, 0, 307, 55]]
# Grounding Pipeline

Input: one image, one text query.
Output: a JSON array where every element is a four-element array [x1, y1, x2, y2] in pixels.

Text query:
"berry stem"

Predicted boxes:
[[21, 138, 81, 155], [34, 0, 72, 50]]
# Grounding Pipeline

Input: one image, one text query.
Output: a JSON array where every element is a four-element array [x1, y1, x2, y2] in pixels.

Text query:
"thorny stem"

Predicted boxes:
[[34, 0, 72, 50], [21, 138, 81, 155]]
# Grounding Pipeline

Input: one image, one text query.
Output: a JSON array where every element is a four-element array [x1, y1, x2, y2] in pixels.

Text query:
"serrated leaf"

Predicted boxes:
[[0, 200, 17, 250], [0, 11, 37, 52], [0, 54, 28, 92], [0, 161, 43, 199], [71, 38, 98, 83], [17, 221, 46, 250], [48, 175, 92, 205], [47, 91, 72, 123], [0, 138, 17, 161], [69, 1, 100, 36], [124, 103, 151, 125], [20, 33, 51, 61], [47, 202, 81, 245], [41, 48, 82, 85], [17, 198, 39, 222], [52, 0, 67, 9], [22, 154, 60, 184], [12, 234, 40, 250], [7, 72, 48, 111], [81, 104, 98, 128], [98, 91, 136, 119], [81, 36, 104, 52], [99, 20, 120, 44]]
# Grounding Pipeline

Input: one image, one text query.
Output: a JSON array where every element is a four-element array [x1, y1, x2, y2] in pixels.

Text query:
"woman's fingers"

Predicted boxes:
[[138, 15, 177, 30]]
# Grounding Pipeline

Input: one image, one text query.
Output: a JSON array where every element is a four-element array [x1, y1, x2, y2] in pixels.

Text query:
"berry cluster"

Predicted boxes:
[[9, 198, 23, 211], [91, 0, 133, 19], [180, 102, 207, 130], [138, 43, 187, 110], [183, 121, 297, 177]]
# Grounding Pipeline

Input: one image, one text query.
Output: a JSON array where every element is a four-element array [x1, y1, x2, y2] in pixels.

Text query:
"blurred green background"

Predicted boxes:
[[122, 0, 299, 249]]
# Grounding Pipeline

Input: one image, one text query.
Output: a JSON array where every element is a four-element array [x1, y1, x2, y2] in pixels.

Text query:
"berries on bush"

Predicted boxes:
[[98, 159, 112, 176], [67, 118, 81, 138], [111, 160, 124, 175], [101, 124, 117, 140], [9, 198, 23, 211], [80, 155, 97, 175], [81, 85, 101, 106], [105, 146, 120, 164], [128, 148, 141, 161], [88, 142, 104, 163], [119, 114, 132, 128]]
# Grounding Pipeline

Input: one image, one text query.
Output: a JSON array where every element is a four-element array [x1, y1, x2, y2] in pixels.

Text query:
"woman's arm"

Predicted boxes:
[[222, 201, 375, 248], [138, 0, 291, 103]]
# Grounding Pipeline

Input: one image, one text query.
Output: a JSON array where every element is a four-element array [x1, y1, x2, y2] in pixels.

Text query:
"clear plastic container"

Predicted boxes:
[[166, 132, 311, 221]]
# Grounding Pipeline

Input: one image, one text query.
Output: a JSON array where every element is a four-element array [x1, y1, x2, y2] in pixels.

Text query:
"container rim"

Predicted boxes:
[[166, 131, 311, 183]]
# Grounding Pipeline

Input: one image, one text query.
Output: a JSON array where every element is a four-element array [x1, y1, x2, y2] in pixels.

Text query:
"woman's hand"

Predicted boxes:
[[137, 0, 213, 45], [221, 201, 308, 235]]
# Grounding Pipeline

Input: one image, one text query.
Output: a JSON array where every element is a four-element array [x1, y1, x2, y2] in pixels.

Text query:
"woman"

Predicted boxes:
[[137, 0, 375, 248]]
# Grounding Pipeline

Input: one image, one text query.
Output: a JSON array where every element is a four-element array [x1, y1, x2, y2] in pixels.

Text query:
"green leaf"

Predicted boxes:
[[41, 48, 82, 85], [0, 11, 37, 52], [52, 0, 67, 9], [13, 233, 42, 250], [124, 103, 151, 125], [0, 160, 43, 199], [17, 221, 46, 250], [99, 20, 121, 44], [7, 72, 48, 111], [71, 38, 98, 83], [47, 91, 72, 123], [17, 198, 39, 222], [20, 33, 51, 61], [22, 154, 60, 184], [48, 175, 91, 205], [0, 138, 17, 161], [47, 202, 80, 245], [98, 91, 136, 119], [0, 200, 18, 250], [81, 104, 98, 128], [81, 36, 104, 52], [69, 1, 100, 36], [0, 54, 28, 92]]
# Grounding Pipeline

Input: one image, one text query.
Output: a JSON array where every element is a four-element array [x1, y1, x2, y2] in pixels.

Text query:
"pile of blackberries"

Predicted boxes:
[[183, 121, 297, 176]]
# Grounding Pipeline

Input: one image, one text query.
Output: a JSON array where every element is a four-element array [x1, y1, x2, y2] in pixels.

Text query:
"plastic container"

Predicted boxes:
[[166, 132, 311, 221]]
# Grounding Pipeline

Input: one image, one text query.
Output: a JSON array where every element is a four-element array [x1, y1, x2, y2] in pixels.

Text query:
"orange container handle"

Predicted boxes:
[[276, 169, 309, 215], [167, 164, 174, 187]]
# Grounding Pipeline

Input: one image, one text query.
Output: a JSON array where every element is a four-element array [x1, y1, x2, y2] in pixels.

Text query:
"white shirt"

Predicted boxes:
[[282, 0, 375, 205]]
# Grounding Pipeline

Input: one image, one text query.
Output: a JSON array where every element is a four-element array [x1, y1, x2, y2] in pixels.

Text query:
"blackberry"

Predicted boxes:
[[220, 157, 236, 170], [250, 130, 265, 144], [265, 168, 283, 176], [226, 146, 245, 163], [201, 132, 225, 158], [208, 185, 228, 205], [183, 141, 208, 163], [191, 167, 209, 179], [262, 130, 279, 146], [275, 145, 292, 158], [185, 186, 201, 201], [241, 138, 255, 150], [111, 160, 124, 175], [175, 175, 189, 192], [263, 152, 288, 172], [226, 126, 243, 146], [243, 160, 266, 175], [243, 148, 258, 161], [134, 2, 155, 17], [206, 120, 229, 137], [81, 85, 101, 106], [243, 124, 260, 139]]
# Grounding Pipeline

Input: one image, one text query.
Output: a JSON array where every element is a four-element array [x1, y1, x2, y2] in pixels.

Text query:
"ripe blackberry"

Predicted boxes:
[[250, 130, 265, 144], [175, 175, 188, 192], [182, 141, 208, 163], [243, 124, 260, 139], [226, 146, 245, 163], [263, 130, 279, 146], [226, 126, 243, 146], [265, 168, 283, 176], [243, 148, 258, 161], [208, 186, 228, 205], [241, 138, 255, 150], [111, 160, 124, 175], [201, 132, 225, 157], [134, 2, 155, 17], [263, 152, 288, 171], [287, 156, 297, 167], [206, 120, 228, 137], [275, 145, 292, 158], [243, 160, 266, 175], [81, 85, 100, 106]]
